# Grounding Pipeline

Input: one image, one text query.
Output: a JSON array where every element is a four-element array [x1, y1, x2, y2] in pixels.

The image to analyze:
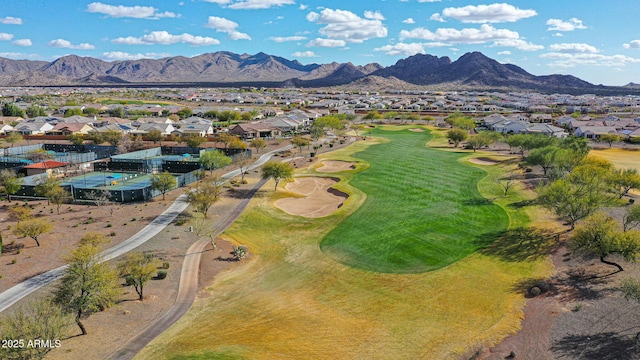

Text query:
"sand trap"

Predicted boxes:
[[316, 160, 356, 173], [274, 177, 348, 218], [408, 128, 425, 132], [469, 157, 500, 165]]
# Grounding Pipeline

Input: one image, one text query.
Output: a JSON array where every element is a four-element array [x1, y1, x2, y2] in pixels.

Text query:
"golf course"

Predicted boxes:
[[137, 126, 554, 359]]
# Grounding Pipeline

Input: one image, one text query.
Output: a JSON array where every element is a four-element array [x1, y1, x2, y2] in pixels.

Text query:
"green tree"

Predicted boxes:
[[312, 115, 346, 132], [151, 172, 177, 200], [203, 110, 219, 119], [598, 133, 623, 148], [185, 179, 223, 218], [176, 107, 193, 119], [467, 132, 495, 152], [199, 150, 231, 175], [571, 212, 640, 273], [107, 106, 126, 118], [182, 134, 207, 148], [261, 161, 294, 190], [623, 205, 640, 232], [0, 297, 71, 360], [446, 129, 468, 148], [228, 137, 246, 149], [145, 129, 163, 145], [290, 135, 310, 154], [48, 185, 70, 215], [4, 132, 23, 147], [117, 252, 161, 301], [363, 111, 382, 122], [2, 102, 25, 117], [250, 138, 267, 154], [64, 108, 84, 117], [103, 129, 123, 146], [8, 205, 32, 226], [537, 163, 617, 230], [526, 146, 558, 176], [54, 233, 120, 335], [610, 168, 640, 199], [26, 104, 46, 118], [0, 169, 22, 201], [82, 107, 100, 116], [67, 133, 85, 146], [34, 177, 61, 205], [217, 110, 241, 126], [13, 218, 52, 247]]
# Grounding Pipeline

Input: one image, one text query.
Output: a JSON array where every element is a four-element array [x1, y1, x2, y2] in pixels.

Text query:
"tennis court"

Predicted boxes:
[[62, 171, 153, 190]]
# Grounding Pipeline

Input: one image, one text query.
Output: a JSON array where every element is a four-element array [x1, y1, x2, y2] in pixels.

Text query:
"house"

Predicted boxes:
[[529, 114, 553, 123], [131, 123, 175, 135], [8, 121, 54, 135], [574, 126, 618, 139], [492, 120, 530, 134], [45, 123, 94, 136], [177, 116, 211, 126], [0, 124, 14, 134], [132, 117, 173, 127], [0, 116, 23, 125], [173, 124, 214, 137], [228, 123, 281, 139], [89, 123, 131, 135], [525, 124, 567, 138]]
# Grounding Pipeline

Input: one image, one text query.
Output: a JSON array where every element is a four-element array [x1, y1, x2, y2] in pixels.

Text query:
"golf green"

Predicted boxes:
[[320, 128, 509, 273]]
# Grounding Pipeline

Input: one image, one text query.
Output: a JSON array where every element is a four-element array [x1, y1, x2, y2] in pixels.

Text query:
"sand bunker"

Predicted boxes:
[[408, 128, 425, 132], [316, 160, 357, 173], [274, 177, 348, 218], [469, 157, 500, 165]]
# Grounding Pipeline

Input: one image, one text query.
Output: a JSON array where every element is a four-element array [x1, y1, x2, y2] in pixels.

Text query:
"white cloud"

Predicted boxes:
[[492, 39, 543, 51], [541, 53, 640, 69], [401, 24, 542, 51], [430, 13, 445, 22], [219, 0, 295, 10], [299, 4, 308, 10], [269, 35, 307, 42], [364, 11, 385, 21], [498, 50, 511, 55], [205, 16, 251, 40], [101, 51, 171, 60], [306, 38, 346, 48], [546, 18, 586, 32], [403, 18, 415, 24], [306, 8, 387, 43], [112, 31, 220, 46], [624, 40, 640, 49], [48, 39, 95, 50], [432, 3, 537, 23], [0, 17, 22, 25], [0, 52, 40, 59], [549, 43, 598, 54], [374, 42, 426, 56], [292, 51, 317, 58], [12, 39, 32, 47], [87, 2, 178, 19], [0, 33, 14, 41]]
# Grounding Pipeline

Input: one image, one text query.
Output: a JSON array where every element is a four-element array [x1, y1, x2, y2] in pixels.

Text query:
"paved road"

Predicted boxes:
[[109, 177, 268, 360], [0, 146, 290, 314]]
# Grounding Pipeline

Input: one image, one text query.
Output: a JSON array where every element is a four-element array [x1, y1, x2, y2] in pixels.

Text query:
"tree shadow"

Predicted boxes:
[[551, 332, 639, 360], [479, 227, 560, 262], [508, 199, 537, 209], [553, 267, 613, 302], [462, 198, 493, 206], [226, 187, 266, 199], [511, 277, 555, 298]]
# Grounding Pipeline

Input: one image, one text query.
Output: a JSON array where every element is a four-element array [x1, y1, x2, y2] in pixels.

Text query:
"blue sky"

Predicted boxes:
[[1, 0, 640, 86]]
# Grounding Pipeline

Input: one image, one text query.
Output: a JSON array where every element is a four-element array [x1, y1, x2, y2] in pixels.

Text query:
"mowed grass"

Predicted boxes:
[[321, 128, 509, 273], [137, 127, 554, 360]]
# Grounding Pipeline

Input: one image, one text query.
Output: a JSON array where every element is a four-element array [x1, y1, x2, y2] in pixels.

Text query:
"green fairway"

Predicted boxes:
[[320, 128, 509, 273]]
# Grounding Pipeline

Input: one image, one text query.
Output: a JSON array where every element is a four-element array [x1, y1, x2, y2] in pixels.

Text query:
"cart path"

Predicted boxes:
[[108, 177, 268, 360]]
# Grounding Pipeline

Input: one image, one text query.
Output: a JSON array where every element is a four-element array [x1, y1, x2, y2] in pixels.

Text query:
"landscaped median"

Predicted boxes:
[[137, 126, 554, 360]]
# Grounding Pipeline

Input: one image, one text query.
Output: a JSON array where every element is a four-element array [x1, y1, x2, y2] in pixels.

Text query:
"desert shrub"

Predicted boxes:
[[161, 262, 170, 269], [109, 231, 117, 237], [106, 223, 113, 228], [529, 286, 541, 297], [156, 270, 167, 279]]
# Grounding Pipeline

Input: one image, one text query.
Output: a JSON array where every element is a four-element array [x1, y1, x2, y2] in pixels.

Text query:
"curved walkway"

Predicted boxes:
[[0, 145, 291, 314], [109, 178, 267, 360]]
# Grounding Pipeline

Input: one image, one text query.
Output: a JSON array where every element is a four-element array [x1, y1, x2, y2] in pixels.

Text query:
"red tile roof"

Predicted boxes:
[[23, 160, 69, 169]]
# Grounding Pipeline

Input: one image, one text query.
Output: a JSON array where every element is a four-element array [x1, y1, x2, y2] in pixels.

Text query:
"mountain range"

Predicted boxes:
[[0, 51, 626, 93]]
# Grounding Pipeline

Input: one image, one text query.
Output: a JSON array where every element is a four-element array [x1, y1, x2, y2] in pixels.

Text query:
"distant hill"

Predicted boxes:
[[0, 50, 633, 94]]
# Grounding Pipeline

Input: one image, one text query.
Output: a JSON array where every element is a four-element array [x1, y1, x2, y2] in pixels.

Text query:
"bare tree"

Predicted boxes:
[[86, 188, 117, 216]]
